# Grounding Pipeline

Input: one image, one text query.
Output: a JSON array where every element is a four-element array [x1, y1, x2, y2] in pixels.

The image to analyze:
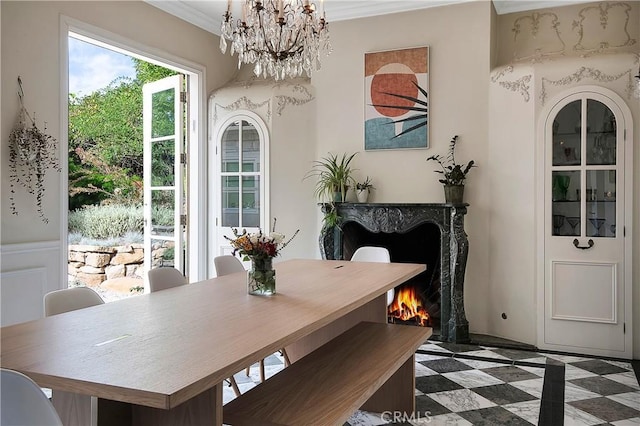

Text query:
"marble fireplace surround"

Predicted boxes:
[[319, 203, 470, 343]]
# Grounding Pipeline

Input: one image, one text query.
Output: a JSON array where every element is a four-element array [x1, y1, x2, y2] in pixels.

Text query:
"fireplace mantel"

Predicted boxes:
[[319, 203, 470, 343]]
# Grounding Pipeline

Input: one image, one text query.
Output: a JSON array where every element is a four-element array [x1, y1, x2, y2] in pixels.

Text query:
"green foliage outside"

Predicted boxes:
[[68, 204, 173, 241], [68, 59, 177, 210]]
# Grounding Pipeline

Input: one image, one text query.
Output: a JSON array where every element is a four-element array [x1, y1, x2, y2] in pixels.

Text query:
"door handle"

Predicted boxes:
[[573, 238, 594, 250]]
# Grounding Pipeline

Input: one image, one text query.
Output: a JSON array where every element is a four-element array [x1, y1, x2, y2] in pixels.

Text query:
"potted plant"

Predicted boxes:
[[426, 135, 476, 204], [305, 152, 358, 203], [355, 176, 375, 203]]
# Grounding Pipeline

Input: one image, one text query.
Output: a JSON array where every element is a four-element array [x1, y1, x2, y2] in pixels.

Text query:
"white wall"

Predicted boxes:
[[488, 64, 537, 345]]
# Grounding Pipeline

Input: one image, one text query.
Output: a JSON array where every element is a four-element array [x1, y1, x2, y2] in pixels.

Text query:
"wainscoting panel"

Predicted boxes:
[[551, 261, 617, 324], [1, 241, 62, 326]]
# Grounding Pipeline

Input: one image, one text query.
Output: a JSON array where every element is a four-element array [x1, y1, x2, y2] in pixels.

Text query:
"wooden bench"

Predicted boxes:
[[223, 321, 432, 426]]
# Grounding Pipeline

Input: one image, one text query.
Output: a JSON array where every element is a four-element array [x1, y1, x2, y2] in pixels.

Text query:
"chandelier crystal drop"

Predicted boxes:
[[220, 0, 331, 80]]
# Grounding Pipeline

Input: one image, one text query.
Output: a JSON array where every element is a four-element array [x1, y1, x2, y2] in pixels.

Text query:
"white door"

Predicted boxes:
[[542, 88, 632, 358], [214, 112, 269, 266], [142, 75, 186, 286]]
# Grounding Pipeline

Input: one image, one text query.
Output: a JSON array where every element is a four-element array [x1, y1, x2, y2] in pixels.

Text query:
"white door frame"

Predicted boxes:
[[59, 16, 207, 286], [535, 85, 633, 357]]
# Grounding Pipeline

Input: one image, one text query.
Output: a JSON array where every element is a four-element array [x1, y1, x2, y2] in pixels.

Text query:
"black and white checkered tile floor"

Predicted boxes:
[[223, 340, 640, 425]]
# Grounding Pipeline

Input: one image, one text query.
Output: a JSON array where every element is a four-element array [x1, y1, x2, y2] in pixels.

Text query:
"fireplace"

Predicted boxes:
[[319, 203, 470, 343]]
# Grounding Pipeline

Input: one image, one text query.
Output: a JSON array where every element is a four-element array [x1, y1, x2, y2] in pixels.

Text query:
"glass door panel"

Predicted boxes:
[[551, 170, 580, 236], [150, 189, 175, 236], [586, 170, 616, 238], [222, 176, 239, 227], [151, 88, 175, 138], [586, 100, 617, 165], [221, 123, 239, 172], [151, 139, 175, 186], [242, 176, 260, 227], [242, 122, 260, 172], [552, 100, 581, 166]]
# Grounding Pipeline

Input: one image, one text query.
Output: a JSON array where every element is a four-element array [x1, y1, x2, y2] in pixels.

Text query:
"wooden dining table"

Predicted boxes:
[[0, 258, 425, 426]]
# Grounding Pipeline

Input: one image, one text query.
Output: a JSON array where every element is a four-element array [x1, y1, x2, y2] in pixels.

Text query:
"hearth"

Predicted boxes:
[[319, 203, 470, 343]]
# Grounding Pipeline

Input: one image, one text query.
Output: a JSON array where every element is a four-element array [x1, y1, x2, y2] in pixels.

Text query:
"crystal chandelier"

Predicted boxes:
[[220, 0, 331, 80]]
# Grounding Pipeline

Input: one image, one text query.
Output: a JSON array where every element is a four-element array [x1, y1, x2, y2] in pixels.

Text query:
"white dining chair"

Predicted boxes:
[[147, 266, 188, 292], [1, 368, 63, 426], [351, 246, 395, 306], [213, 255, 291, 382], [214, 255, 245, 276], [147, 266, 242, 397], [42, 286, 105, 423], [44, 286, 105, 317]]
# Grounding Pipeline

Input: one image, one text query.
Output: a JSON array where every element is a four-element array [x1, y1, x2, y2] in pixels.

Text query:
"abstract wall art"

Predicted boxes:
[[364, 46, 429, 150]]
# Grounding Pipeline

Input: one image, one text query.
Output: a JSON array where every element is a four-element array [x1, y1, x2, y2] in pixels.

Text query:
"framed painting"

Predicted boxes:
[[364, 46, 429, 150]]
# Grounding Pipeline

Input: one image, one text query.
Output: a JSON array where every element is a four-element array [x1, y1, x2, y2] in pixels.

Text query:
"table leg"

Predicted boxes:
[[132, 384, 221, 426], [52, 391, 97, 426], [361, 355, 416, 414], [53, 384, 222, 426]]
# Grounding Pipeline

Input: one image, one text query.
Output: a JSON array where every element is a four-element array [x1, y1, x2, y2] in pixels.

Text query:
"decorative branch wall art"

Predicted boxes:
[[8, 77, 61, 223], [364, 46, 429, 150]]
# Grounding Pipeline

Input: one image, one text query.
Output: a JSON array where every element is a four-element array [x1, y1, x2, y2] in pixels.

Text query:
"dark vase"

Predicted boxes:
[[443, 185, 464, 204]]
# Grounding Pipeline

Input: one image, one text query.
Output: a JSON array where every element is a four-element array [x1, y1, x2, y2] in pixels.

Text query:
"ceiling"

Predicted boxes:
[[145, 0, 592, 36]]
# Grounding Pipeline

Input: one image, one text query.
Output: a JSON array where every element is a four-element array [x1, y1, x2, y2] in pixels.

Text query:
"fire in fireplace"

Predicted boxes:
[[388, 285, 430, 326]]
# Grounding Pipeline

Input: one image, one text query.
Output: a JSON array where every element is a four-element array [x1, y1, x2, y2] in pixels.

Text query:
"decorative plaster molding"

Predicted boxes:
[[274, 84, 314, 116], [211, 96, 271, 123], [539, 66, 635, 104], [211, 78, 315, 123], [512, 12, 565, 62], [500, 75, 532, 102], [490, 65, 515, 83], [506, 2, 636, 64], [491, 66, 532, 102], [572, 2, 636, 56]]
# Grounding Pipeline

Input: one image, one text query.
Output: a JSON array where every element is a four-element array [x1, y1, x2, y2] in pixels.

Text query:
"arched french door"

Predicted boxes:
[[538, 86, 633, 359], [212, 111, 270, 268]]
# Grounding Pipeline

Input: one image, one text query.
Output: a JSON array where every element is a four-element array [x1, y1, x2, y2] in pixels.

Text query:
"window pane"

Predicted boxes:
[[551, 171, 580, 236], [242, 121, 260, 172], [151, 239, 175, 268], [586, 100, 616, 166], [222, 122, 239, 172], [222, 176, 239, 227], [151, 190, 174, 236], [552, 100, 581, 166], [242, 176, 260, 227], [586, 170, 616, 238], [151, 140, 175, 186], [151, 88, 175, 138]]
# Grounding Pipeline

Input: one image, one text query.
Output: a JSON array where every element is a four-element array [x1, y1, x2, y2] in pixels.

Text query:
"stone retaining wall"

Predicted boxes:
[[68, 244, 145, 287]]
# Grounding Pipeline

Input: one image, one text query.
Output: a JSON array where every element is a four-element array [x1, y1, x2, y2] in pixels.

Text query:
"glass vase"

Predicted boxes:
[[247, 256, 276, 296]]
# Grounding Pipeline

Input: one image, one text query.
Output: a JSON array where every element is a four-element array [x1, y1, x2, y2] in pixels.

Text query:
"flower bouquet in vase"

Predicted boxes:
[[226, 219, 299, 296]]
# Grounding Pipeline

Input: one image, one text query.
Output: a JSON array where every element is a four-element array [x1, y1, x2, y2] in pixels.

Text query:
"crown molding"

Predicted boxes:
[[144, 0, 595, 36], [145, 1, 220, 34]]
